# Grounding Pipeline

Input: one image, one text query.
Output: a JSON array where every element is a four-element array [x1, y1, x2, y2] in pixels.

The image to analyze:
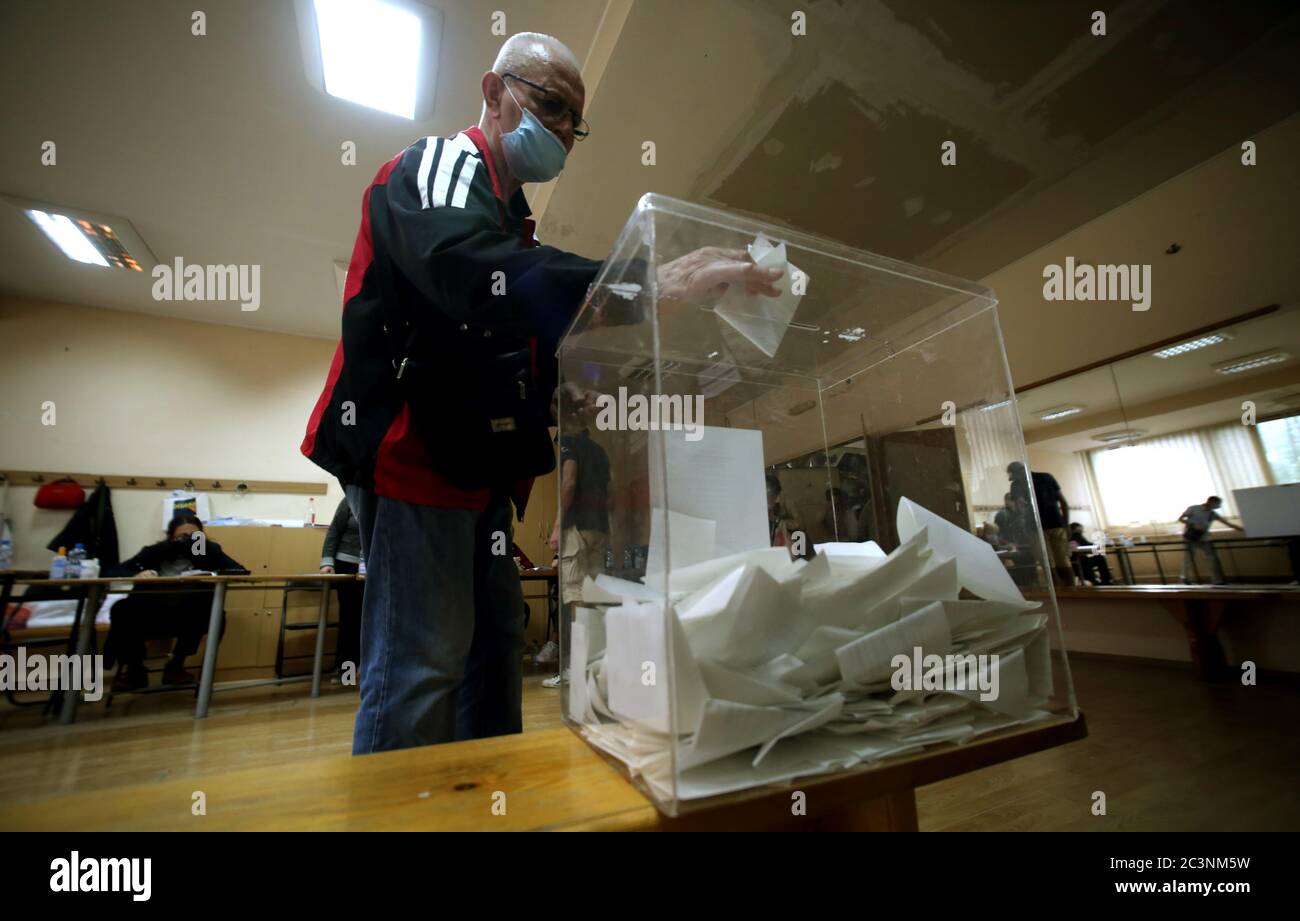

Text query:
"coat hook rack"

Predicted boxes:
[[0, 470, 326, 496]]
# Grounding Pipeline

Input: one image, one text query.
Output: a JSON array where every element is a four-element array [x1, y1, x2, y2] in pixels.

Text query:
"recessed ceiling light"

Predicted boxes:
[[1153, 333, 1232, 358], [1094, 429, 1146, 444], [305, 0, 435, 119], [1213, 351, 1291, 375], [23, 208, 148, 271], [1038, 405, 1084, 421]]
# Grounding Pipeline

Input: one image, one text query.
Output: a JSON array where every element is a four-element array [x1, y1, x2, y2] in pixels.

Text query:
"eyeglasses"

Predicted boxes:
[[502, 72, 590, 141]]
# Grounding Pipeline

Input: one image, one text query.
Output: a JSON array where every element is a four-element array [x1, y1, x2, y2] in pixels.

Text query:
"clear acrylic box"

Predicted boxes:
[[556, 194, 1077, 815]]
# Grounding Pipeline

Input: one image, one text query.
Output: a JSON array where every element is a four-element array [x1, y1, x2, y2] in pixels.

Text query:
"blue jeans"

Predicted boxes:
[[345, 485, 525, 754]]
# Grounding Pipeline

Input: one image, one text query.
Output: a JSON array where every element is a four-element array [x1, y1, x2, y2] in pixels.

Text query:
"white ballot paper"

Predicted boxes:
[[572, 496, 1059, 801], [645, 425, 769, 578], [714, 233, 806, 358], [896, 497, 1031, 607]]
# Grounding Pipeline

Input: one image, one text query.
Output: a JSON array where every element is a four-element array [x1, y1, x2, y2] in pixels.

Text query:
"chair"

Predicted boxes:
[[275, 581, 338, 679]]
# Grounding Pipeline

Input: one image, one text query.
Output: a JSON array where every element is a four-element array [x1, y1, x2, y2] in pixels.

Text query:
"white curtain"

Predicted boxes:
[[960, 402, 1020, 516], [1086, 422, 1269, 528]]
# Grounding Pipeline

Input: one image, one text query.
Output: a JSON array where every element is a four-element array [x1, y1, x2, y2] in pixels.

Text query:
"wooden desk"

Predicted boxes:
[[1037, 585, 1299, 681], [0, 716, 1087, 831], [4, 573, 360, 724]]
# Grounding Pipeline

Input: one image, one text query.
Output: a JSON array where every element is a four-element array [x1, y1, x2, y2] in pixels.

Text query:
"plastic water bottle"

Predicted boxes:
[[0, 539, 12, 573], [305, 497, 317, 526], [50, 546, 68, 580], [67, 543, 86, 579]]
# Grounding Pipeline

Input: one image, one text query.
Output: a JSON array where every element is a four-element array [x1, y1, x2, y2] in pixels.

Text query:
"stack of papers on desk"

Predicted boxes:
[[570, 497, 1057, 800]]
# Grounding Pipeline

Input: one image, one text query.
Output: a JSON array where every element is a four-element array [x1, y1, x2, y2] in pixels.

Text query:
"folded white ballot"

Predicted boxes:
[[713, 233, 806, 358], [677, 563, 805, 668], [604, 601, 709, 734], [897, 497, 1033, 606]]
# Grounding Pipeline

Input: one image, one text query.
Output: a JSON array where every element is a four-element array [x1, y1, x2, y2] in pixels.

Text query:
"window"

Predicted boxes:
[[1086, 422, 1269, 528], [1257, 414, 1300, 484]]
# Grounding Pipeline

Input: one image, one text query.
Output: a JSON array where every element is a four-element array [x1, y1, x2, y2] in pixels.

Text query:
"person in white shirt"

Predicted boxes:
[[1178, 495, 1243, 585]]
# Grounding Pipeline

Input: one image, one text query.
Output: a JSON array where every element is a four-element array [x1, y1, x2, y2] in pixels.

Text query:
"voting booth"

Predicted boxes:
[[556, 194, 1077, 815]]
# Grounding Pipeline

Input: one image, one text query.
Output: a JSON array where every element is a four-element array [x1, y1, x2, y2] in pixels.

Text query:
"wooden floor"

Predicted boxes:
[[0, 657, 1296, 830]]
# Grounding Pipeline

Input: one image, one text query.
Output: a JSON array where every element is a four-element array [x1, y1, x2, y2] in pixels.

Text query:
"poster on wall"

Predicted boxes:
[[162, 491, 211, 530]]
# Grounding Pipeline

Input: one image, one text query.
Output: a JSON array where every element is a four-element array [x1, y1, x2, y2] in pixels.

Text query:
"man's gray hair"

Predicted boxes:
[[492, 31, 580, 77]]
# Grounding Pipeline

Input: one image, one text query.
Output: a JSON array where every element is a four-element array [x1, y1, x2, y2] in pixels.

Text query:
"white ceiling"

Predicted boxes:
[[0, 0, 612, 338], [1, 0, 1298, 404]]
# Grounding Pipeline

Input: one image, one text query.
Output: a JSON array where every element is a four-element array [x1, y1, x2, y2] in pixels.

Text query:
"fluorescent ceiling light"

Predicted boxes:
[[1093, 429, 1146, 444], [25, 209, 147, 271], [1038, 405, 1084, 421], [1152, 333, 1231, 358], [979, 399, 1012, 413], [313, 0, 422, 118], [1213, 351, 1290, 375]]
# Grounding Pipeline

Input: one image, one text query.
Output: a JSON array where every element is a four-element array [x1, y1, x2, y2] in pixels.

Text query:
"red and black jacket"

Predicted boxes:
[[301, 127, 601, 517]]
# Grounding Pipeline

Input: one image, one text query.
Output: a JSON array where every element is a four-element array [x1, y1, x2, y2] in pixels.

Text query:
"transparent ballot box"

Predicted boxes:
[[556, 194, 1077, 815]]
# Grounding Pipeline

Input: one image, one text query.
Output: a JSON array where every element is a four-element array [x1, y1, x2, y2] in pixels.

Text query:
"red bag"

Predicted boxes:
[[34, 480, 86, 510]]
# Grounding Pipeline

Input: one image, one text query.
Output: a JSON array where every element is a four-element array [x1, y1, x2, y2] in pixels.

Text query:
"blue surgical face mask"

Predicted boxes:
[[500, 83, 568, 183]]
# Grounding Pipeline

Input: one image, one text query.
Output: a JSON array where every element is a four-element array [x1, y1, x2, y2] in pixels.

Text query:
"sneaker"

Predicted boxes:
[[542, 669, 569, 689], [534, 640, 559, 666]]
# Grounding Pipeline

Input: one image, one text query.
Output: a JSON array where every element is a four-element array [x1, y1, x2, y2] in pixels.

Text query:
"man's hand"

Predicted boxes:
[[320, 565, 335, 574], [137, 569, 158, 579], [656, 247, 783, 305], [548, 524, 560, 553]]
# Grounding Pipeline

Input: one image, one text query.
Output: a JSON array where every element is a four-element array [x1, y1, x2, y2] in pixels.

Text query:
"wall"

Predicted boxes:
[[1, 296, 341, 568], [1056, 597, 1300, 674]]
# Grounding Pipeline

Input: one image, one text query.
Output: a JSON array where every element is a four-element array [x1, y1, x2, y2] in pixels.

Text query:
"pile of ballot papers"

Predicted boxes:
[[564, 497, 1058, 802]]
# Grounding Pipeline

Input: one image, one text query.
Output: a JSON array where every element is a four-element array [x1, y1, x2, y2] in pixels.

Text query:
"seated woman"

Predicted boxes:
[[103, 514, 247, 692]]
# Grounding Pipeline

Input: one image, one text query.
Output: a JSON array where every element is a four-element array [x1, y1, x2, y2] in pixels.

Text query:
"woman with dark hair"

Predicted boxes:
[[103, 514, 246, 692]]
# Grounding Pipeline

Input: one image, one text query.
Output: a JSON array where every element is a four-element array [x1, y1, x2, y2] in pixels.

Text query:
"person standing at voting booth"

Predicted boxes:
[[1179, 495, 1244, 584], [1008, 462, 1074, 588], [301, 32, 782, 754]]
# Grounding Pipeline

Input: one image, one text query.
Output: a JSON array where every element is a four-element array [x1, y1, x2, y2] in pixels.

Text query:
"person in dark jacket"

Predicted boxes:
[[104, 514, 246, 692], [319, 498, 363, 679], [300, 32, 782, 755]]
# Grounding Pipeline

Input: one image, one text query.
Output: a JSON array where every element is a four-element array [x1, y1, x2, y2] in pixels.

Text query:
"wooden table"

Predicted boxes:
[[1040, 585, 1299, 681], [4, 573, 361, 723], [0, 716, 1087, 831]]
